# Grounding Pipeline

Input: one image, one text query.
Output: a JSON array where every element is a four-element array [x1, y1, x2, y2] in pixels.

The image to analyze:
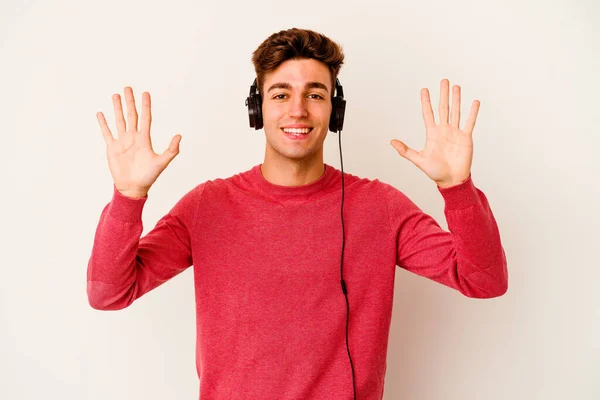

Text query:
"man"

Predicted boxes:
[[88, 28, 508, 400]]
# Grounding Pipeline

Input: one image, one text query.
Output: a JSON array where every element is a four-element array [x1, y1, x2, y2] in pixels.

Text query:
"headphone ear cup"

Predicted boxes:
[[246, 93, 263, 130], [245, 96, 254, 128], [329, 96, 346, 132], [329, 97, 338, 132], [255, 93, 263, 130], [334, 97, 346, 132], [246, 78, 264, 130]]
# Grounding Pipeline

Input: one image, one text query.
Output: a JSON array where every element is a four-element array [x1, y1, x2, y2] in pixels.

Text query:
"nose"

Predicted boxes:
[[288, 94, 308, 118]]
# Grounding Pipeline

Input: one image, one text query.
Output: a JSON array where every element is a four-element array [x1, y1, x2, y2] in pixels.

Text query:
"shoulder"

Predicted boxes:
[[175, 165, 260, 204], [337, 168, 399, 198], [346, 172, 419, 211]]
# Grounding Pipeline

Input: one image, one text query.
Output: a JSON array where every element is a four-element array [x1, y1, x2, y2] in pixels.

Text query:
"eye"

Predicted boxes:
[[272, 94, 325, 100]]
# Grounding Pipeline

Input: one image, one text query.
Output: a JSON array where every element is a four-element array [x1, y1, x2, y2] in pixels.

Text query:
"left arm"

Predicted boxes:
[[388, 78, 508, 298]]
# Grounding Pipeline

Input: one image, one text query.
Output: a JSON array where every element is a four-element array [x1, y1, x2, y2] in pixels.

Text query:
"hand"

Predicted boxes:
[[390, 79, 480, 188], [96, 87, 182, 198]]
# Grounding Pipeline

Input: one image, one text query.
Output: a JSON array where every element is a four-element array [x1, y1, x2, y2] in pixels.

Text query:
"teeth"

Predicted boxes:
[[283, 128, 311, 134]]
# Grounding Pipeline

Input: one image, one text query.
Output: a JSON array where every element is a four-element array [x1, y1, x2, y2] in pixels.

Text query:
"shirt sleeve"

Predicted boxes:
[[382, 174, 508, 298], [86, 183, 205, 310]]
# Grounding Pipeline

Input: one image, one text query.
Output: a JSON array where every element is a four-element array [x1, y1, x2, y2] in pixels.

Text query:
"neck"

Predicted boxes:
[[260, 156, 325, 187]]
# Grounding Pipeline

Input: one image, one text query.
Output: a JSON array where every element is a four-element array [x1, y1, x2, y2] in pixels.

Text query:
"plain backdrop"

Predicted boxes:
[[1, 0, 598, 399]]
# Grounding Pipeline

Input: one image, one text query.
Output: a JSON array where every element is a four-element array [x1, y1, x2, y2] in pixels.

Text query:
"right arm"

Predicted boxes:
[[87, 86, 187, 310]]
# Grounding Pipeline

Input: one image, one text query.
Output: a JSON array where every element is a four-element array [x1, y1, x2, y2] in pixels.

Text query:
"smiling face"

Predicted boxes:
[[260, 58, 333, 165]]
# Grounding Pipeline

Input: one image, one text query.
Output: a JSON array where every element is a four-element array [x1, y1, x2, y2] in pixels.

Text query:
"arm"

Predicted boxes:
[[89, 86, 191, 310], [86, 183, 204, 310], [382, 175, 508, 298], [387, 79, 506, 297]]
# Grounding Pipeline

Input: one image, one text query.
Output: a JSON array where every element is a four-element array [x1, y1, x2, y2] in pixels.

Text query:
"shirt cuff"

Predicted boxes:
[[107, 184, 148, 222], [436, 173, 480, 210]]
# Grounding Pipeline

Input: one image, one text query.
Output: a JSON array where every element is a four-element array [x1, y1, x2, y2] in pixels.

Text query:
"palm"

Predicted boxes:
[[391, 79, 480, 188], [417, 118, 474, 183], [106, 134, 164, 192]]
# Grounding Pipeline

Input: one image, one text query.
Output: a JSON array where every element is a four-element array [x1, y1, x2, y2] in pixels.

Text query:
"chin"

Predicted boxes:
[[267, 144, 317, 161]]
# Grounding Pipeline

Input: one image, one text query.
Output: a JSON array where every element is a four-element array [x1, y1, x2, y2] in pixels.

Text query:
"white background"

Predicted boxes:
[[1, 0, 598, 398]]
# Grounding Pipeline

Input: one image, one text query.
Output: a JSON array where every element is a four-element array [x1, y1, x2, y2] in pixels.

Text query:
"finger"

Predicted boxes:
[[439, 79, 449, 125], [125, 86, 138, 132], [140, 92, 152, 144], [390, 139, 420, 166], [96, 112, 114, 145], [158, 134, 182, 166], [451, 85, 461, 129], [464, 100, 481, 134], [112, 94, 126, 136], [421, 89, 436, 130]]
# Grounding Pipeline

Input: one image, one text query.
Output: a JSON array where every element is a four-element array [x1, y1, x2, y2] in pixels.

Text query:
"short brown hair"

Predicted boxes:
[[251, 28, 345, 98]]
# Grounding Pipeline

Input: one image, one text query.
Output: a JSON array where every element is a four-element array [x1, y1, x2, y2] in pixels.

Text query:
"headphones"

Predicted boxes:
[[245, 77, 346, 132], [244, 76, 356, 399]]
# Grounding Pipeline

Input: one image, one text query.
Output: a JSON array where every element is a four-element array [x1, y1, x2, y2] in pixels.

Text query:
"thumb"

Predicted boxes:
[[158, 134, 182, 166], [390, 139, 419, 165]]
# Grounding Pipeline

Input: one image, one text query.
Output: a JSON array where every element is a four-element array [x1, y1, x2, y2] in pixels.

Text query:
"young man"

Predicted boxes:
[[89, 28, 508, 400]]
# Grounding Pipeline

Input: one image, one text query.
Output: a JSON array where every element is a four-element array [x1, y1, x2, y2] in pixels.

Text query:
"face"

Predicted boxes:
[[260, 58, 333, 164]]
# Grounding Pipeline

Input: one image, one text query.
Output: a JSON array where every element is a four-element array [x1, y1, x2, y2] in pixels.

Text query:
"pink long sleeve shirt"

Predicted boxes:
[[87, 163, 508, 399]]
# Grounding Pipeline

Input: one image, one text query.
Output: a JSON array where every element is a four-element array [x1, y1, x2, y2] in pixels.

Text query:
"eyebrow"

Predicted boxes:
[[266, 81, 329, 94]]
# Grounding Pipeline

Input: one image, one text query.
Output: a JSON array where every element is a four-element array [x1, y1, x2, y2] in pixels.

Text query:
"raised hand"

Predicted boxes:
[[96, 87, 182, 198], [390, 79, 480, 188]]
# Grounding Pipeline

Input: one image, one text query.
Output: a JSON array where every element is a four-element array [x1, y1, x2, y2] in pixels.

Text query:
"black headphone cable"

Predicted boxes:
[[337, 128, 357, 400]]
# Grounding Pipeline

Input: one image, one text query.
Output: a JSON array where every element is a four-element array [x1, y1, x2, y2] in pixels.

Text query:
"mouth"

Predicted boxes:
[[281, 127, 313, 140]]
